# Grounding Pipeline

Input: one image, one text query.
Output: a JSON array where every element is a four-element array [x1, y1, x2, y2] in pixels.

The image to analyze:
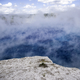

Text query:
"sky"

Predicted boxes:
[[0, 0, 80, 14]]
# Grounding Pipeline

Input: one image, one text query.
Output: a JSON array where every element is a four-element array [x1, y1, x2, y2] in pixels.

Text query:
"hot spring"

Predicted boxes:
[[0, 9, 80, 68]]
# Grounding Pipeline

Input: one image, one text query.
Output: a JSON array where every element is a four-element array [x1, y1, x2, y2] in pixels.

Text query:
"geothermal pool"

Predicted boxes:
[[0, 11, 80, 68]]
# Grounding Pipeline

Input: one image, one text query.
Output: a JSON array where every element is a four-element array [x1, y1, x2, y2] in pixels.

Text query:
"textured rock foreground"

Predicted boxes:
[[0, 56, 80, 80]]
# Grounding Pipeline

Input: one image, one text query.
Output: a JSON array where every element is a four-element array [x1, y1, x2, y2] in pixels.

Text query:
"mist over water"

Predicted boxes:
[[0, 8, 80, 68]]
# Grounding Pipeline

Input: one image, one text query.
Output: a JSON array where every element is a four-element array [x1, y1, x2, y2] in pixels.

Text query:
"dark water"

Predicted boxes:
[[0, 27, 80, 68], [0, 13, 80, 69]]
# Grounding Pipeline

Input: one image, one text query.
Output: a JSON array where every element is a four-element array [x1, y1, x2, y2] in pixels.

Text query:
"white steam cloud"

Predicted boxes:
[[0, 8, 80, 68]]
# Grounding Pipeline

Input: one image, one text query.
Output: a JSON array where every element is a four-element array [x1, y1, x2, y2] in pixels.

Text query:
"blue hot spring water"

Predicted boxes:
[[0, 14, 80, 69]]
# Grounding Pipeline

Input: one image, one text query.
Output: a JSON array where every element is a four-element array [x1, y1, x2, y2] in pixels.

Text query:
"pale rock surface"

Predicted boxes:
[[0, 56, 80, 80]]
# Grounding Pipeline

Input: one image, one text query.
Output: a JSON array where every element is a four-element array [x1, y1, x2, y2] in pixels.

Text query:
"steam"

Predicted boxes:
[[0, 8, 80, 68]]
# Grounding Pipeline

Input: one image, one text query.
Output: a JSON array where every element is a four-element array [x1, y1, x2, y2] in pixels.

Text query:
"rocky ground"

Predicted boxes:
[[0, 56, 80, 80]]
